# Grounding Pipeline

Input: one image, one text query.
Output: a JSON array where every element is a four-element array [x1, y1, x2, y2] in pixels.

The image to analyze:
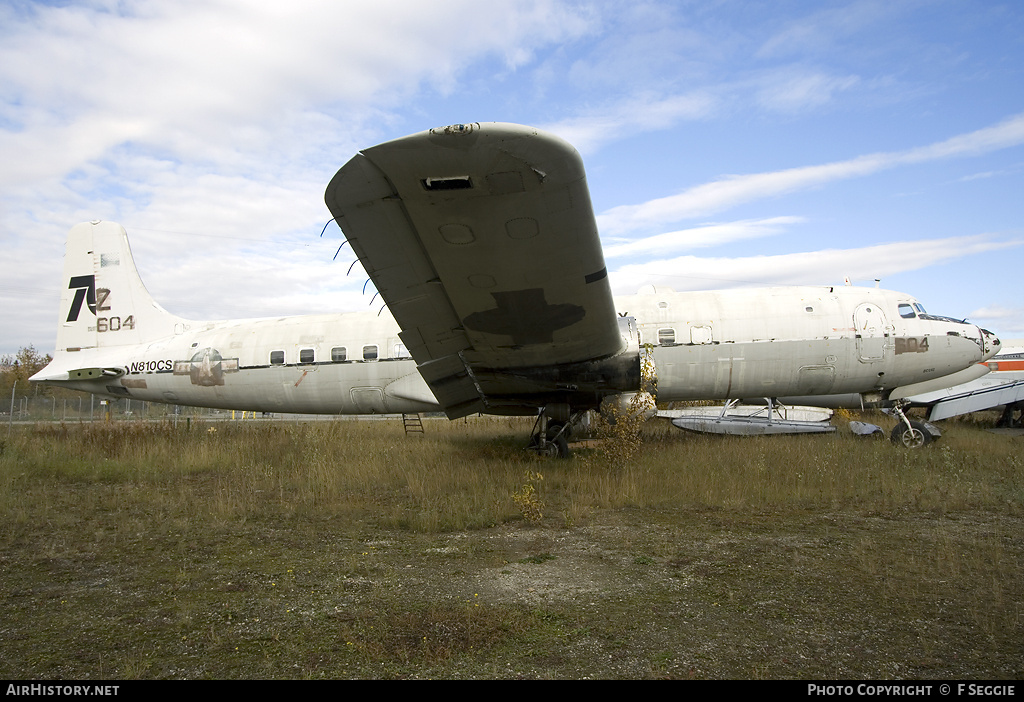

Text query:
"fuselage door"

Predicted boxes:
[[854, 303, 888, 362], [350, 387, 387, 413], [689, 324, 714, 345]]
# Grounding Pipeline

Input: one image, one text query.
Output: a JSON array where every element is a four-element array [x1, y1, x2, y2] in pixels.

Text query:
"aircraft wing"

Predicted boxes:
[[324, 123, 628, 418]]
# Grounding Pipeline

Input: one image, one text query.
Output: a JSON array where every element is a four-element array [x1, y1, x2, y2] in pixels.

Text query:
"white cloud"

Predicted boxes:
[[754, 70, 860, 113], [0, 1, 597, 353], [540, 91, 718, 154], [608, 234, 1023, 294], [755, 0, 898, 60], [0, 1, 593, 187], [601, 216, 805, 260], [598, 111, 1024, 235], [598, 153, 889, 235], [971, 305, 1024, 320], [901, 113, 1024, 163], [4, 1, 1024, 357], [969, 306, 1024, 338]]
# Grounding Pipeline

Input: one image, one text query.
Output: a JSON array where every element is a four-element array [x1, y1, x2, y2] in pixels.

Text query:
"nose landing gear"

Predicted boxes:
[[888, 399, 939, 448], [890, 420, 931, 448]]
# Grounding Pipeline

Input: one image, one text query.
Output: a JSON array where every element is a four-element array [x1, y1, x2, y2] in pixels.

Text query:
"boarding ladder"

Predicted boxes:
[[402, 413, 424, 435]]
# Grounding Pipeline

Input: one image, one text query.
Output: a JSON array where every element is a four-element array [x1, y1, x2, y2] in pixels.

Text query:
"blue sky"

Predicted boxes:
[[3, 0, 1023, 356]]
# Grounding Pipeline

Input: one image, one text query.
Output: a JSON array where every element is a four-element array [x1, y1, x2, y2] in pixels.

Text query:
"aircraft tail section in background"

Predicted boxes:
[[54, 220, 188, 354]]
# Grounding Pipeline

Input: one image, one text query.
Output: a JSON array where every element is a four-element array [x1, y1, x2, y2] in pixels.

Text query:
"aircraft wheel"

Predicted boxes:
[[548, 421, 573, 441], [890, 420, 931, 448], [528, 428, 570, 459], [546, 434, 570, 458]]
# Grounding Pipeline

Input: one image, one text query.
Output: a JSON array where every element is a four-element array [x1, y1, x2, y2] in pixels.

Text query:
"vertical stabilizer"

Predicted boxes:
[[54, 221, 188, 352]]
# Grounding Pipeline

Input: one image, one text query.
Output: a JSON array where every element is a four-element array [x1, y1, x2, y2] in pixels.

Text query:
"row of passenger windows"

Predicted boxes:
[[639, 327, 715, 345], [269, 344, 410, 366], [643, 303, 927, 346], [268, 331, 724, 361]]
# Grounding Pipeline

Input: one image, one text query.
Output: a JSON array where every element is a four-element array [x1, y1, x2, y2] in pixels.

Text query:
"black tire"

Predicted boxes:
[[547, 421, 573, 441], [548, 433, 570, 458], [890, 420, 932, 448], [528, 428, 570, 459]]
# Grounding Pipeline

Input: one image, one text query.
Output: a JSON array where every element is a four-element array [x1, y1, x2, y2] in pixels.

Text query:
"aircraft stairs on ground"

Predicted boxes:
[[402, 413, 424, 435]]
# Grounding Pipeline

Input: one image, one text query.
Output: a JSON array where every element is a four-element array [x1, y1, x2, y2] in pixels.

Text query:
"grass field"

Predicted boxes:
[[0, 413, 1021, 679]]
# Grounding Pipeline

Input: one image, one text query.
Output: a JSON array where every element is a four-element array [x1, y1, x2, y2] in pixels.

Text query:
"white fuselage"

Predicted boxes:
[[36, 285, 996, 415]]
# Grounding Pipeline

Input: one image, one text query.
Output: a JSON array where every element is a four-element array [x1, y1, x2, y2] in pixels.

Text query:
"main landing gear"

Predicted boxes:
[[527, 411, 580, 459]]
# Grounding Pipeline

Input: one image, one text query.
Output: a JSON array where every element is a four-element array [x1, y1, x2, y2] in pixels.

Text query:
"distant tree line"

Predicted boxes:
[[1, 345, 91, 409], [1, 346, 53, 398], [2, 345, 192, 421]]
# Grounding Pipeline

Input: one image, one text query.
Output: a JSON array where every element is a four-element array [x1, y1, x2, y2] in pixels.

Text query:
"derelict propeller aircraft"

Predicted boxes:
[[31, 122, 1001, 455]]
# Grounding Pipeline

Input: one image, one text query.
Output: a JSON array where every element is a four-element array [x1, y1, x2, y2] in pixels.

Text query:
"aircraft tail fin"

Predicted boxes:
[[52, 220, 189, 353]]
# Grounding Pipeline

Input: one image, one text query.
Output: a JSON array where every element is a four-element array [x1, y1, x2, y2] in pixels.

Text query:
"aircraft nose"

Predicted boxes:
[[980, 328, 1001, 361]]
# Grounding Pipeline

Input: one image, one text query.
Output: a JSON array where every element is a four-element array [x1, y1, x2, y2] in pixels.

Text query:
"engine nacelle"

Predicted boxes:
[[562, 315, 654, 406], [471, 316, 654, 416], [600, 390, 657, 424]]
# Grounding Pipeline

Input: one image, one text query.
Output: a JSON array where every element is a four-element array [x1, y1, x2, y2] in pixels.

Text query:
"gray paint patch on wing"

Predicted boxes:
[[463, 288, 585, 346]]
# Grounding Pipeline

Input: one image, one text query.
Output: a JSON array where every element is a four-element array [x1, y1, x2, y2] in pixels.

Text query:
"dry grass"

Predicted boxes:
[[0, 413, 1021, 678]]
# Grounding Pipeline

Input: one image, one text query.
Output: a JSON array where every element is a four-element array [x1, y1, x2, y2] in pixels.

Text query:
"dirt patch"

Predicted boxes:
[[2, 503, 1022, 679]]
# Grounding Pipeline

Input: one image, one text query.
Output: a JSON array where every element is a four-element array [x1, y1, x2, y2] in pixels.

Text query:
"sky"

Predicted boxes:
[[2, 0, 1023, 356]]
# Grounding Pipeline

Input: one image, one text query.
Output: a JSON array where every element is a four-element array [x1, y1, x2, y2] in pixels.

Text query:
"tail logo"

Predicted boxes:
[[66, 275, 111, 322]]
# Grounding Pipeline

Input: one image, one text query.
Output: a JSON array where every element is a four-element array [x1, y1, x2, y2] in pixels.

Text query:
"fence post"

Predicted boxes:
[[6, 381, 15, 438]]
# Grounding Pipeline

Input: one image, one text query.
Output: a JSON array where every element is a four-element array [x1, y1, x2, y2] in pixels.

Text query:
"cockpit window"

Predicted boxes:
[[908, 302, 960, 324], [898, 303, 916, 319]]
